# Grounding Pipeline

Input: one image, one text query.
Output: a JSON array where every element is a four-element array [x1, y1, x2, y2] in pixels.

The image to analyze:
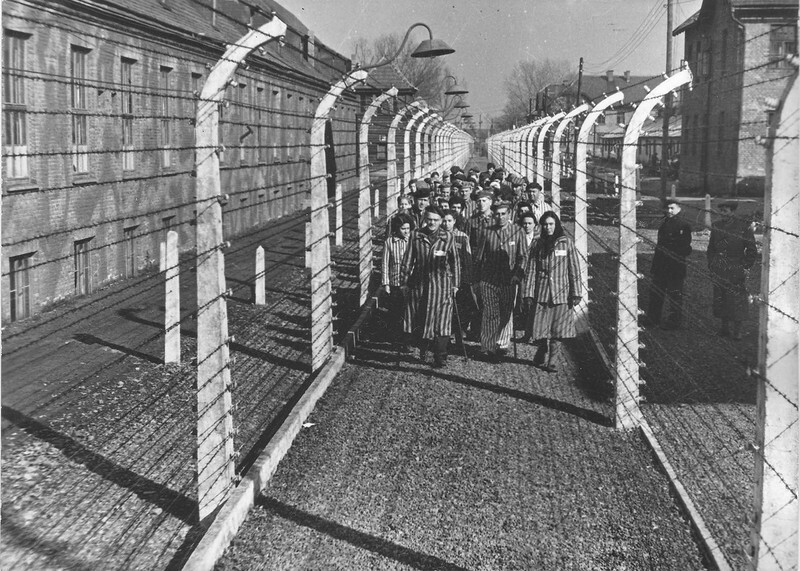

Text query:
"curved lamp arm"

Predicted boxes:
[[359, 23, 435, 72]]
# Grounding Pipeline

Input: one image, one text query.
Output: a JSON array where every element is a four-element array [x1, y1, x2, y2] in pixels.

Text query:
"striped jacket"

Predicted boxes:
[[450, 229, 473, 286], [400, 228, 460, 339], [523, 235, 582, 304], [382, 235, 409, 287], [465, 211, 493, 252], [473, 222, 528, 286]]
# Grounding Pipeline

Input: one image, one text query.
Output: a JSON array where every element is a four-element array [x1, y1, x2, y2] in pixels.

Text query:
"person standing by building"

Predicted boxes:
[[382, 213, 414, 352], [524, 211, 582, 372], [400, 206, 460, 368], [646, 199, 693, 329], [707, 201, 757, 340], [473, 201, 527, 362]]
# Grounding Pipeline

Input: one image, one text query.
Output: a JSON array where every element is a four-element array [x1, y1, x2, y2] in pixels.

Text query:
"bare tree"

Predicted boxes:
[[496, 58, 576, 130]]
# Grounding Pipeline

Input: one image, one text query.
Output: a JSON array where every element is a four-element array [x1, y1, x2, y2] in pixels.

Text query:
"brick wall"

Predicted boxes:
[[1, 1, 358, 322]]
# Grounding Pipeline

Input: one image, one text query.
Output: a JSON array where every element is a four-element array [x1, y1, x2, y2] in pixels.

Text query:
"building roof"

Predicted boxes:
[[673, 10, 700, 36], [81, 0, 349, 83], [356, 65, 418, 96], [575, 73, 667, 106], [674, 0, 798, 35]]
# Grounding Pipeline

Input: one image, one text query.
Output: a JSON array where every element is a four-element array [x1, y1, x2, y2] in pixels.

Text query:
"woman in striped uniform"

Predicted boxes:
[[400, 205, 460, 368], [442, 209, 473, 348], [523, 211, 582, 372], [382, 213, 413, 352]]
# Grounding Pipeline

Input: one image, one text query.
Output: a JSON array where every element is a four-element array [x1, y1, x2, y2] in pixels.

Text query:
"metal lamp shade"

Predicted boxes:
[[454, 100, 469, 109], [411, 38, 455, 58], [445, 83, 469, 96]]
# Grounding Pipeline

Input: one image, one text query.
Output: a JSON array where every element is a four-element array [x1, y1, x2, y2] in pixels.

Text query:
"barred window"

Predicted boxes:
[[71, 46, 91, 174], [121, 58, 136, 171], [256, 86, 266, 164], [9, 253, 32, 321], [4, 32, 29, 180], [74, 238, 92, 295], [768, 24, 798, 70], [123, 226, 137, 278], [160, 66, 173, 168]]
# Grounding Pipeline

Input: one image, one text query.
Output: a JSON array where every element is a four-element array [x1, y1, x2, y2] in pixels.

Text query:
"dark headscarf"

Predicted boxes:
[[535, 210, 565, 256], [391, 213, 414, 237]]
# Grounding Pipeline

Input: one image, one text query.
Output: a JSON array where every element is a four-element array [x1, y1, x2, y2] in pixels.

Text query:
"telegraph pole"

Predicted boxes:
[[660, 0, 674, 200]]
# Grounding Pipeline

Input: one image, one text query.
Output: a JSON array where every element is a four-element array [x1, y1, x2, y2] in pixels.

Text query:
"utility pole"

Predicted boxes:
[[574, 56, 584, 161], [660, 0, 674, 200], [529, 97, 533, 123]]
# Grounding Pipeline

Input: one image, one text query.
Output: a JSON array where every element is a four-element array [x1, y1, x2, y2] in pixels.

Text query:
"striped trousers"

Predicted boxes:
[[479, 282, 515, 353]]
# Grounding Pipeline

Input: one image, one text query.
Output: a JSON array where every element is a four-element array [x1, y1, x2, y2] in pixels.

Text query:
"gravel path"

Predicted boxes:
[[216, 316, 706, 570]]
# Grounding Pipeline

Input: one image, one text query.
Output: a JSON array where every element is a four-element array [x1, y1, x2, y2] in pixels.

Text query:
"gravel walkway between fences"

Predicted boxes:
[[1, 203, 365, 571], [216, 313, 707, 570]]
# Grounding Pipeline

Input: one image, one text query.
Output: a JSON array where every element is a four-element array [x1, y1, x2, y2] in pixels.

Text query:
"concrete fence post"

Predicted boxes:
[[194, 16, 287, 520], [254, 246, 265, 305], [164, 230, 180, 364], [575, 92, 624, 333], [704, 193, 712, 229], [750, 66, 798, 571], [537, 113, 566, 191], [334, 184, 343, 246], [309, 70, 369, 372], [615, 66, 692, 431], [552, 104, 590, 213]]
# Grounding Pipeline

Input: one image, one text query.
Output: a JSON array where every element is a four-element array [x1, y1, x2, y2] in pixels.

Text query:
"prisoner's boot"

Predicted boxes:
[[432, 336, 449, 368], [544, 339, 562, 373], [533, 340, 548, 368], [419, 339, 429, 363]]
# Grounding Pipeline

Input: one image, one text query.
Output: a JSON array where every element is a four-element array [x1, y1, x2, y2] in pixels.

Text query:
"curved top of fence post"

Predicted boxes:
[[200, 18, 288, 105], [578, 91, 624, 143], [390, 99, 426, 131], [361, 86, 398, 128], [624, 66, 692, 147], [537, 112, 566, 145], [553, 103, 591, 142]]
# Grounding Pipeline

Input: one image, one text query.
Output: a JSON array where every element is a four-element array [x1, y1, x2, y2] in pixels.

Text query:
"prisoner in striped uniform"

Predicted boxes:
[[442, 210, 473, 345], [473, 201, 527, 361], [523, 211, 582, 372], [382, 213, 414, 351], [400, 205, 460, 368], [463, 189, 494, 339]]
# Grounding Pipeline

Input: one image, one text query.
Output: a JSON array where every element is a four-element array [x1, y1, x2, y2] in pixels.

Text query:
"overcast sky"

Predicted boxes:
[[279, 0, 703, 122]]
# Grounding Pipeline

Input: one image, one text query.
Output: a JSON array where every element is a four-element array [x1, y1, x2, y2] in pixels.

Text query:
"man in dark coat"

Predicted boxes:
[[410, 187, 431, 229], [647, 199, 693, 329], [400, 205, 460, 368], [707, 201, 757, 339]]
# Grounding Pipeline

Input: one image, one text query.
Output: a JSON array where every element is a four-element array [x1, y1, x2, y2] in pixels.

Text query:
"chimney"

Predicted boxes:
[[624, 70, 631, 83], [606, 69, 614, 83]]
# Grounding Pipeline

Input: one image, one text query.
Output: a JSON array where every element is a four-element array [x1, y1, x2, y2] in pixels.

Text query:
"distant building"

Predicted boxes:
[[1, 0, 358, 322], [673, 0, 798, 195], [539, 71, 681, 169]]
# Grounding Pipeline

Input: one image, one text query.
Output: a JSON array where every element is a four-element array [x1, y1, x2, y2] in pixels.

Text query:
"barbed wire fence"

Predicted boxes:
[[1, 4, 472, 570], [488, 44, 798, 571]]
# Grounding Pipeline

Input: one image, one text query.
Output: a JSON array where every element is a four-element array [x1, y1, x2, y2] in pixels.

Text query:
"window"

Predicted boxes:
[[121, 58, 136, 171], [123, 226, 137, 278], [9, 253, 32, 321], [74, 238, 92, 295], [238, 82, 248, 164], [218, 100, 225, 164], [160, 66, 173, 168], [191, 72, 203, 168], [162, 215, 175, 243], [256, 86, 266, 163], [71, 46, 90, 174], [769, 24, 798, 69], [3, 32, 29, 180]]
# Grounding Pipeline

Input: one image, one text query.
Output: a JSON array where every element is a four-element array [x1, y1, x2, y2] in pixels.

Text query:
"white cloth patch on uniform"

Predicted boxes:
[[433, 250, 446, 257], [555, 250, 567, 256]]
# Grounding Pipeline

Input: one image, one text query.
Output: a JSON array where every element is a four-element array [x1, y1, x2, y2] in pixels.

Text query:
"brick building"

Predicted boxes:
[[674, 0, 798, 195], [2, 0, 363, 322]]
